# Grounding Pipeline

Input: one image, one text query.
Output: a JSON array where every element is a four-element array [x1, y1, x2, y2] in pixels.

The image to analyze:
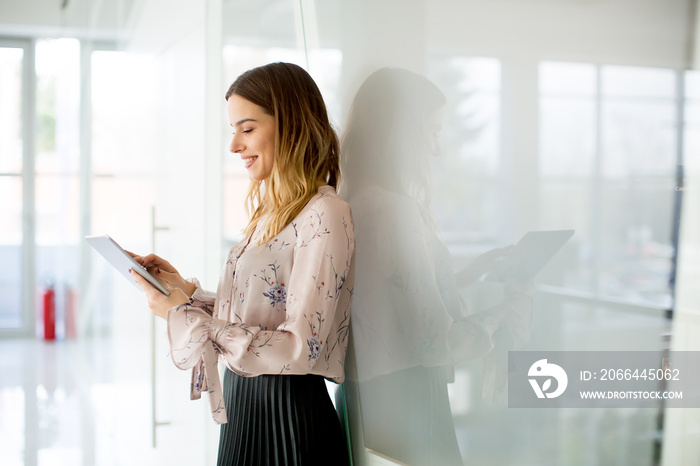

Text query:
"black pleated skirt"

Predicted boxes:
[[217, 369, 350, 466]]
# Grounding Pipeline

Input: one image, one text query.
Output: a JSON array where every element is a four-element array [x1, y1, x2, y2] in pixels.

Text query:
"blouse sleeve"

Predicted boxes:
[[187, 277, 216, 316], [166, 196, 354, 423]]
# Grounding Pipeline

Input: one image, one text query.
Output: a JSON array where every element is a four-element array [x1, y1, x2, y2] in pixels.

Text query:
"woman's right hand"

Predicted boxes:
[[126, 251, 196, 298]]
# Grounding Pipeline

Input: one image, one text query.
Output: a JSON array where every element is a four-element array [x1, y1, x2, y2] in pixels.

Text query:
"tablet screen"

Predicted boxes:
[[486, 229, 575, 283], [85, 235, 171, 296]]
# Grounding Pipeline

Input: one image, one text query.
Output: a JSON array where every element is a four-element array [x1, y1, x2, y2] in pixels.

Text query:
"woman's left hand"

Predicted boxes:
[[129, 269, 190, 319]]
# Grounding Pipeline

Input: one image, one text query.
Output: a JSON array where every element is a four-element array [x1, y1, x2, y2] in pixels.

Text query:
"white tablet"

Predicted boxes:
[[85, 235, 171, 296], [485, 229, 575, 283]]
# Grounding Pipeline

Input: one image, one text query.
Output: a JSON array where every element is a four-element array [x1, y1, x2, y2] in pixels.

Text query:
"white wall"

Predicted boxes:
[[428, 0, 693, 68]]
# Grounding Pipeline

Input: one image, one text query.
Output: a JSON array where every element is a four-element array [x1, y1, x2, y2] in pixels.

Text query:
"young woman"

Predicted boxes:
[[129, 62, 355, 466]]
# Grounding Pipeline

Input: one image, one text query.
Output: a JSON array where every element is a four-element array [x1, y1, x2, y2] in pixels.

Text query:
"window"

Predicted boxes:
[[34, 38, 81, 337], [0, 39, 158, 337], [539, 62, 678, 307], [0, 43, 26, 330]]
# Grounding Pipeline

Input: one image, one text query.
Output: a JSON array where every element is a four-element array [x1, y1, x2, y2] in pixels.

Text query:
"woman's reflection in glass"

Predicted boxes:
[[341, 68, 532, 465]]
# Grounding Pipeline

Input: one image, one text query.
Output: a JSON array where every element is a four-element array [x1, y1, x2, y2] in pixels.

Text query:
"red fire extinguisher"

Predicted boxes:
[[43, 285, 56, 341]]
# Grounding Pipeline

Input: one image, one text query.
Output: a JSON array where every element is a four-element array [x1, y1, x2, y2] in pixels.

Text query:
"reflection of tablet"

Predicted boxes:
[[486, 230, 575, 283], [85, 235, 171, 296]]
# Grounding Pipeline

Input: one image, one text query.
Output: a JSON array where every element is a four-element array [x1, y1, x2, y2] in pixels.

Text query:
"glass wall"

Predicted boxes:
[[304, 2, 692, 465]]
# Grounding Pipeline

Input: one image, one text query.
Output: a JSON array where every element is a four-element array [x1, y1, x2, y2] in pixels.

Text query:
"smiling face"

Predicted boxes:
[[227, 94, 277, 182]]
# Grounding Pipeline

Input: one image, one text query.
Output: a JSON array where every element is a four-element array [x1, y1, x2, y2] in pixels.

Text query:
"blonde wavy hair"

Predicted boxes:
[[225, 63, 340, 244]]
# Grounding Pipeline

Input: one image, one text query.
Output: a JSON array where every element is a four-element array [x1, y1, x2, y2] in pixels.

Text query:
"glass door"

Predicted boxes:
[[0, 40, 32, 335]]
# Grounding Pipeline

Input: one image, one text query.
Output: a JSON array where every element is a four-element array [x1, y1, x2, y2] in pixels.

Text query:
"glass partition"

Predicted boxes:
[[303, 2, 684, 465]]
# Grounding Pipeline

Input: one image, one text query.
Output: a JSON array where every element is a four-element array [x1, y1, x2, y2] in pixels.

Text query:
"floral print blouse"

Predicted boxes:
[[166, 185, 355, 424]]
